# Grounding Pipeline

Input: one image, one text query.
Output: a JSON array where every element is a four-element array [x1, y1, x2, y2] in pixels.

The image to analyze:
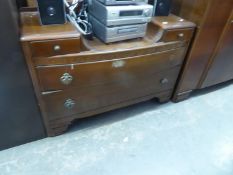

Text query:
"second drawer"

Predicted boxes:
[[37, 47, 186, 92]]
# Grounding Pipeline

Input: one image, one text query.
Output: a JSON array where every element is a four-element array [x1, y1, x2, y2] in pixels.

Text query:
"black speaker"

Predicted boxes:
[[37, 0, 66, 25], [155, 0, 172, 16]]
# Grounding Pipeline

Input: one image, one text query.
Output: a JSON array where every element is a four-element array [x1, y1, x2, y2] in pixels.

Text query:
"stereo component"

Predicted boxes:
[[89, 15, 147, 43], [89, 0, 153, 26], [97, 0, 148, 5], [154, 0, 171, 16], [148, 0, 157, 16], [37, 0, 66, 25]]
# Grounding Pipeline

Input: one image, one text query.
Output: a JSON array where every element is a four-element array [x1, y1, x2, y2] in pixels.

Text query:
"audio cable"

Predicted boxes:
[[64, 0, 93, 39]]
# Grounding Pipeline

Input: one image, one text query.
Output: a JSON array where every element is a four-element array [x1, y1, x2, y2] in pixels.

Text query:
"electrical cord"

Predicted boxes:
[[63, 0, 93, 39]]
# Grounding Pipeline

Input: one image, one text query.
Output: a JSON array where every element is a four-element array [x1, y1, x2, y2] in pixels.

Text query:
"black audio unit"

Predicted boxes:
[[37, 0, 66, 25], [149, 0, 171, 16], [155, 0, 171, 16]]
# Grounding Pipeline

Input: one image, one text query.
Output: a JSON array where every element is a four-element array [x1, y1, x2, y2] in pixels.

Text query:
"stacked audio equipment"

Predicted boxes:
[[89, 0, 154, 43]]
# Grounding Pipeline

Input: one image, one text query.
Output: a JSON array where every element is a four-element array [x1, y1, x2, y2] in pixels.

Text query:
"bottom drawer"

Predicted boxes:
[[43, 67, 181, 120]]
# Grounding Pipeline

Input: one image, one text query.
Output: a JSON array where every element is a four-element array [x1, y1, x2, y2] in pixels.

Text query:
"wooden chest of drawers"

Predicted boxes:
[[20, 11, 195, 136]]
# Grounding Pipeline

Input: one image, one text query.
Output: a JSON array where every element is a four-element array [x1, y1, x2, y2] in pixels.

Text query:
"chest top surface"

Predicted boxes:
[[20, 12, 81, 42]]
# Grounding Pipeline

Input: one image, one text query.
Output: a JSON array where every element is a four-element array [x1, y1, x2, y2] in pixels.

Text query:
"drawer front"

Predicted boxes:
[[37, 47, 186, 91], [33, 41, 187, 66], [43, 67, 181, 120], [30, 38, 81, 57], [162, 29, 194, 42]]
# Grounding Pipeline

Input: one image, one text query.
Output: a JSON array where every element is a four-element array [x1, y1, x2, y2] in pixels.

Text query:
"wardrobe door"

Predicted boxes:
[[202, 9, 233, 88]]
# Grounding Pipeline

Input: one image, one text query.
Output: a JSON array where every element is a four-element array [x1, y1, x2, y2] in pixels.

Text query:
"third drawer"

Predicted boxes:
[[42, 66, 181, 120]]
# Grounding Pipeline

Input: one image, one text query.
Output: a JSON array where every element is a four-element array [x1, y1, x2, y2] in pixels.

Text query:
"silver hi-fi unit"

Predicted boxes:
[[97, 0, 148, 5], [89, 15, 147, 43], [89, 0, 153, 26]]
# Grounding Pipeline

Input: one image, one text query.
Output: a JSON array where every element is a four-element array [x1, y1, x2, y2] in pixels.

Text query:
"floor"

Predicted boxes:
[[0, 83, 233, 175]]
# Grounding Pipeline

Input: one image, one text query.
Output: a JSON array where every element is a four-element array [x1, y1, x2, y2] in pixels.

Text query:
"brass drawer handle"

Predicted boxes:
[[64, 99, 76, 109], [112, 60, 126, 68], [60, 73, 73, 85], [160, 78, 169, 84], [54, 45, 61, 51]]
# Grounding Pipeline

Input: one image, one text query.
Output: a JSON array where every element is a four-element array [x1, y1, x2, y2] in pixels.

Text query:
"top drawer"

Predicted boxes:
[[30, 38, 81, 57], [162, 29, 194, 42]]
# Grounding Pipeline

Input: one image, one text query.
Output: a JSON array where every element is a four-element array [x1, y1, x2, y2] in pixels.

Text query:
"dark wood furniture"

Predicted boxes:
[[20, 11, 195, 136], [172, 0, 233, 101], [26, 0, 36, 7]]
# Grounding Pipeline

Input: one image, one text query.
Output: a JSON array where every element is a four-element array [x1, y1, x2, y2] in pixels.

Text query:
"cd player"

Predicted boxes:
[[89, 15, 147, 43], [89, 0, 153, 26], [97, 0, 148, 5]]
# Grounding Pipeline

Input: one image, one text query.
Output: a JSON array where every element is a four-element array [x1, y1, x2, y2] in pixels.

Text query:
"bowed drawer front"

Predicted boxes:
[[37, 47, 186, 91]]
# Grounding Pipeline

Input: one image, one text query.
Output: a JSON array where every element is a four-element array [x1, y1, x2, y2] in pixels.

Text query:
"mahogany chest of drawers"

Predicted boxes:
[[20, 11, 195, 136]]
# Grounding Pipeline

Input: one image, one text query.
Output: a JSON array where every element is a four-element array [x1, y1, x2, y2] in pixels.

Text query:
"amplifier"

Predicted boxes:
[[89, 15, 147, 43], [89, 0, 153, 26], [37, 0, 66, 25], [97, 0, 148, 5]]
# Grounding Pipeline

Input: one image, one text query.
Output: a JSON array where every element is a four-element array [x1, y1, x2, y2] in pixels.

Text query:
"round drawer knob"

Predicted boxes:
[[60, 73, 73, 85], [54, 45, 61, 51], [64, 99, 76, 109], [160, 78, 169, 84], [178, 33, 184, 38]]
